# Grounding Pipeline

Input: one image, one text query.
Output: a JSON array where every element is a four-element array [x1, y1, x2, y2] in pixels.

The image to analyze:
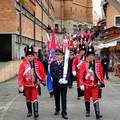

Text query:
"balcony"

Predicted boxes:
[[101, 26, 120, 40]]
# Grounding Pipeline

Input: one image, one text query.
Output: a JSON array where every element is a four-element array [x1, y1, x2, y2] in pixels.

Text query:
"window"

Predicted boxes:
[[55, 24, 59, 32], [114, 16, 120, 27]]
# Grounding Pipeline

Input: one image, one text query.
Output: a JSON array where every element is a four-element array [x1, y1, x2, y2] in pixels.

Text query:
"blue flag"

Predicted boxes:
[[46, 49, 56, 93], [46, 65, 53, 92]]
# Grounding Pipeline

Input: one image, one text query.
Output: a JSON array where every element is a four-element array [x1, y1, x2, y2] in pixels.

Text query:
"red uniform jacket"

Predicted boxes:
[[72, 54, 84, 87], [18, 57, 46, 88], [79, 60, 104, 87]]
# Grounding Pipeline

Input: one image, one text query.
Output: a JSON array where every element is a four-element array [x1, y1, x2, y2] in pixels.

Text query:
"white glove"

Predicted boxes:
[[80, 85, 85, 91], [59, 78, 63, 84], [59, 78, 68, 84], [72, 71, 76, 76], [19, 86, 24, 92], [61, 78, 68, 84]]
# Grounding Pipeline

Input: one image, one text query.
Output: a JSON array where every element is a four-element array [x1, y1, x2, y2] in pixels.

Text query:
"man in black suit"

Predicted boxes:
[[101, 55, 109, 80], [50, 50, 68, 119]]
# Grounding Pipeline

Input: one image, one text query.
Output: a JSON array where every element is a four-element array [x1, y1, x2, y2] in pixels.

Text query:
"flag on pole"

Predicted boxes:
[[68, 35, 74, 50], [50, 31, 57, 50], [46, 33, 50, 51], [46, 65, 53, 92], [62, 34, 68, 53], [46, 29, 58, 93], [46, 49, 57, 93]]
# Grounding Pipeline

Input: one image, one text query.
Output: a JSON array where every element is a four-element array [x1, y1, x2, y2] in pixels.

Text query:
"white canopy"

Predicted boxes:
[[98, 41, 117, 49]]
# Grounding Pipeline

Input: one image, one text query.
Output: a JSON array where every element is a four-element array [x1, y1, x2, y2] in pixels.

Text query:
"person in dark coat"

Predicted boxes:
[[101, 55, 109, 80], [50, 50, 68, 119], [67, 49, 76, 88], [42, 55, 48, 75]]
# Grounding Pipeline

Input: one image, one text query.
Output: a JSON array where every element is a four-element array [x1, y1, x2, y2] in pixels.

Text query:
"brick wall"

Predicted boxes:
[[43, 12, 48, 27], [35, 3, 42, 21], [106, 4, 120, 28], [36, 24, 42, 41], [54, 0, 93, 23], [0, 0, 16, 32], [22, 15, 34, 39]]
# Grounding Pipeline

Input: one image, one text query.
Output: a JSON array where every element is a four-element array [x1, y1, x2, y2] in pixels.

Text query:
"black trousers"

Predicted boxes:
[[77, 87, 84, 97], [103, 66, 109, 80], [53, 87, 67, 115]]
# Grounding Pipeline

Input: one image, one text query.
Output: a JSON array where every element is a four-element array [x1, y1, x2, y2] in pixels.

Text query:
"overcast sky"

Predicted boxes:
[[93, 0, 103, 24], [93, 0, 102, 17]]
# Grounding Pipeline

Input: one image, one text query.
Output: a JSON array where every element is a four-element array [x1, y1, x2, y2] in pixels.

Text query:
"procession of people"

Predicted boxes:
[[18, 29, 105, 120]]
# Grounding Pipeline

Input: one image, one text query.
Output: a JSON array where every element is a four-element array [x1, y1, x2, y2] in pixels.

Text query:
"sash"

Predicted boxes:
[[76, 56, 85, 69], [23, 66, 31, 76], [76, 60, 83, 69]]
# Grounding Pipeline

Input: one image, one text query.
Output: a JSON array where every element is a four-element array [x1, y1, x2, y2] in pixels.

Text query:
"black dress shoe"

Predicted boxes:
[[62, 115, 68, 119], [34, 112, 39, 118], [96, 115, 103, 120], [54, 111, 59, 115], [85, 112, 90, 117], [27, 112, 32, 117], [77, 97, 81, 100]]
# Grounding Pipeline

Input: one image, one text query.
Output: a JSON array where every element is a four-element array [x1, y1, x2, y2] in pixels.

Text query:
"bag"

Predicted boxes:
[[78, 88, 84, 97], [38, 85, 41, 96], [98, 88, 102, 98]]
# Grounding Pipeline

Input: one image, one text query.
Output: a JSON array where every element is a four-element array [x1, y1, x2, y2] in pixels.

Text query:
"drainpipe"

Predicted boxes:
[[33, 12, 36, 46], [19, 0, 22, 59]]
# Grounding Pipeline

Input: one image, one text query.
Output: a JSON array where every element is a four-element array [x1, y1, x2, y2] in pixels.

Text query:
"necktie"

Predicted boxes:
[[89, 62, 92, 69]]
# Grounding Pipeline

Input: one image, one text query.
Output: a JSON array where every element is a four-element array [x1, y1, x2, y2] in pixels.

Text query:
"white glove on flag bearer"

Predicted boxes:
[[61, 78, 68, 84], [59, 78, 68, 84], [59, 78, 63, 84]]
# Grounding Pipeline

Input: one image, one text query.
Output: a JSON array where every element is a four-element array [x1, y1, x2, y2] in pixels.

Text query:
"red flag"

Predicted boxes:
[[55, 40, 59, 50], [50, 31, 56, 50], [46, 40, 50, 51], [46, 33, 50, 51], [62, 34, 68, 53], [68, 36, 74, 49]]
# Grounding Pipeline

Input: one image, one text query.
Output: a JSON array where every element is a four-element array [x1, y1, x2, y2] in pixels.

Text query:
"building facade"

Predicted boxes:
[[102, 0, 120, 28], [0, 0, 55, 61], [97, 0, 120, 73], [54, 0, 93, 33]]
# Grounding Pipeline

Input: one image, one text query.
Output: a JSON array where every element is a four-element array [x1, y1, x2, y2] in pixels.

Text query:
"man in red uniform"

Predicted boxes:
[[79, 46, 105, 120], [72, 44, 86, 100], [18, 46, 46, 118]]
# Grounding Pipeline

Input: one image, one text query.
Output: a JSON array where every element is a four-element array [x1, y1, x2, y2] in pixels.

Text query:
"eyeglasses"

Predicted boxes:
[[56, 54, 62, 55]]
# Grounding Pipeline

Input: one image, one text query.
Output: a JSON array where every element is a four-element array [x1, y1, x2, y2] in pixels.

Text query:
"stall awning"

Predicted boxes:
[[98, 41, 117, 49]]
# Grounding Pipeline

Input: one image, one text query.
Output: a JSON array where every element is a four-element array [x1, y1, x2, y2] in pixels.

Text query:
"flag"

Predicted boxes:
[[46, 33, 50, 51], [46, 66, 53, 92], [50, 31, 57, 50], [55, 39, 59, 50], [68, 35, 74, 49], [46, 40, 50, 51], [62, 34, 68, 53], [46, 49, 56, 93]]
